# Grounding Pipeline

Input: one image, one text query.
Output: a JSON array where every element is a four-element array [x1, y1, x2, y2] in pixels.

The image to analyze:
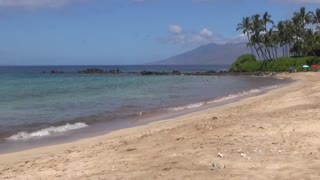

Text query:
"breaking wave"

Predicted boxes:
[[6, 122, 88, 141], [166, 102, 205, 111]]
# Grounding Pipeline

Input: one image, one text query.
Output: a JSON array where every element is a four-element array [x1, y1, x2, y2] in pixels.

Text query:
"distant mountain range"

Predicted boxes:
[[153, 42, 251, 65]]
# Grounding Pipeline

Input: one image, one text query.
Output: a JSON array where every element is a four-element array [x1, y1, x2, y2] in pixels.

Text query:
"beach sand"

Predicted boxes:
[[1, 72, 320, 180]]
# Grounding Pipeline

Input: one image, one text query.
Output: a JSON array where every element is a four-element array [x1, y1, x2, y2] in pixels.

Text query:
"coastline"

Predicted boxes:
[[1, 72, 320, 179]]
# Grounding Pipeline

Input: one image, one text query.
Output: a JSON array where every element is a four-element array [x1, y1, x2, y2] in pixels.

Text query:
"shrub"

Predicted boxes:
[[229, 55, 320, 72], [230, 54, 257, 72]]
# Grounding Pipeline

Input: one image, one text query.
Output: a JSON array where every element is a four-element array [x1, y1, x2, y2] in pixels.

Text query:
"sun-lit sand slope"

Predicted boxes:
[[1, 72, 320, 180]]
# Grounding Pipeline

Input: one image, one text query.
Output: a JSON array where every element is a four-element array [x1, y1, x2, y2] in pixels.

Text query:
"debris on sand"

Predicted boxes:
[[211, 162, 225, 170], [217, 153, 225, 158]]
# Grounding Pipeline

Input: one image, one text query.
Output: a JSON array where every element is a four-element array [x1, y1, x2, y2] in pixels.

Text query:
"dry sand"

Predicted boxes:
[[1, 72, 320, 180]]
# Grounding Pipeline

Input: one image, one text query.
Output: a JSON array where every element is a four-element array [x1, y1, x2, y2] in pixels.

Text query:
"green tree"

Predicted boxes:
[[311, 8, 320, 29], [236, 17, 254, 56], [236, 6, 319, 60], [251, 14, 268, 60], [290, 7, 313, 56]]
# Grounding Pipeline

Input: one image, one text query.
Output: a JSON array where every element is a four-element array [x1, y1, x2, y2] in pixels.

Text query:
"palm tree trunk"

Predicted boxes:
[[253, 44, 261, 60], [271, 47, 275, 59], [246, 34, 254, 55], [267, 47, 272, 60], [257, 43, 268, 60], [260, 45, 268, 60]]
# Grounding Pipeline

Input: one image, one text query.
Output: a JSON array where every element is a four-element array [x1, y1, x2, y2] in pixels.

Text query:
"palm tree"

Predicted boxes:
[[276, 21, 286, 56], [251, 14, 268, 60], [290, 7, 313, 56], [264, 29, 273, 60], [301, 29, 316, 56], [262, 12, 274, 29], [236, 17, 254, 56], [250, 34, 262, 60], [236, 6, 320, 59], [312, 8, 320, 30], [271, 29, 279, 58], [284, 20, 295, 56]]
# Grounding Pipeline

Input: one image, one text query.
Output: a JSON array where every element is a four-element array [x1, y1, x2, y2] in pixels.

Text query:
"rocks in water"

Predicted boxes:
[[140, 71, 169, 75], [46, 70, 64, 74], [140, 70, 229, 76], [140, 70, 222, 76], [79, 68, 121, 74], [211, 162, 225, 170], [140, 70, 182, 76], [172, 70, 182, 75], [79, 68, 106, 74], [109, 69, 120, 74]]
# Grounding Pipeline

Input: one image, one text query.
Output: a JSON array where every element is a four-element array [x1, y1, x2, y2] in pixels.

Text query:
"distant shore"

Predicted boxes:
[[1, 72, 320, 179], [43, 67, 279, 77]]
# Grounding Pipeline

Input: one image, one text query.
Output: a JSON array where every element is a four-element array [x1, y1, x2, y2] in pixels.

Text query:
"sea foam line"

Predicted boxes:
[[6, 122, 88, 141], [166, 102, 205, 111], [167, 85, 278, 111]]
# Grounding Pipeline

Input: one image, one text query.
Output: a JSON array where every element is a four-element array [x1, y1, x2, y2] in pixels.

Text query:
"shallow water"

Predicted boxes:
[[0, 65, 289, 147]]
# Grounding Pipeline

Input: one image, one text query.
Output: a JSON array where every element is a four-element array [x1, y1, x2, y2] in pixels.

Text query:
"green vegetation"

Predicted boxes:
[[230, 54, 259, 72], [236, 7, 320, 60], [231, 7, 320, 72], [230, 55, 320, 72]]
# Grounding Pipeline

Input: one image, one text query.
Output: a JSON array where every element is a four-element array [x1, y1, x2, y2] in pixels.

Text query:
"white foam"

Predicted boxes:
[[209, 85, 278, 103], [6, 122, 88, 141], [167, 102, 205, 111], [167, 85, 279, 111]]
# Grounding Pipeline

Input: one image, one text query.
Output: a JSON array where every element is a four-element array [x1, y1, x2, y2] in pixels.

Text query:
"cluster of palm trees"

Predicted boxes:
[[237, 7, 320, 61]]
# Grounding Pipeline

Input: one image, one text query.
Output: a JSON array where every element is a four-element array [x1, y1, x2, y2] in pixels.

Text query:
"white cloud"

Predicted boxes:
[[168, 24, 183, 34], [230, 34, 247, 44], [200, 28, 213, 38], [164, 25, 246, 46]]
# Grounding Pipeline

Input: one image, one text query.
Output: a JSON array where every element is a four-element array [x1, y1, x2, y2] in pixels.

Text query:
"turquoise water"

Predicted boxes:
[[0, 65, 288, 143]]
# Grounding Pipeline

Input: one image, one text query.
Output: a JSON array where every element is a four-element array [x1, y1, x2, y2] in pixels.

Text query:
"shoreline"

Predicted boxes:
[[2, 72, 320, 179], [0, 76, 291, 154]]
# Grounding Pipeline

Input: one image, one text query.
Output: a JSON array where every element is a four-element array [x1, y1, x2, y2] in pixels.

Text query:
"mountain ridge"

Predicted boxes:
[[153, 42, 250, 65]]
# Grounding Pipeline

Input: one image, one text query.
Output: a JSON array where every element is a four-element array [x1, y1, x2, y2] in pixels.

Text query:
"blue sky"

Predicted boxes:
[[0, 0, 319, 65]]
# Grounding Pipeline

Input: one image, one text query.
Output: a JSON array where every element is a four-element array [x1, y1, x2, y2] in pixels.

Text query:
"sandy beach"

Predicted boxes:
[[1, 72, 320, 180]]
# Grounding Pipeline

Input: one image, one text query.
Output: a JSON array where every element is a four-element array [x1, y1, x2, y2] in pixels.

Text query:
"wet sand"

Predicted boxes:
[[1, 72, 320, 179]]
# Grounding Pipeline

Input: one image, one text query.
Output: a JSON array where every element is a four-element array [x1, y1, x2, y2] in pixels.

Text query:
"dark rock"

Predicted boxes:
[[172, 70, 181, 75], [79, 68, 106, 74], [140, 71, 169, 75], [50, 70, 64, 74], [205, 70, 217, 74], [140, 71, 153, 75], [109, 69, 121, 74]]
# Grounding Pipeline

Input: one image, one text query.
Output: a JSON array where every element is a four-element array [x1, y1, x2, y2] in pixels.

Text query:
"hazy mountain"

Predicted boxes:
[[153, 43, 251, 65]]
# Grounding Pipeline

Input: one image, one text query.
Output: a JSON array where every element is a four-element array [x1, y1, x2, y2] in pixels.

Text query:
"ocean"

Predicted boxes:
[[0, 65, 290, 152]]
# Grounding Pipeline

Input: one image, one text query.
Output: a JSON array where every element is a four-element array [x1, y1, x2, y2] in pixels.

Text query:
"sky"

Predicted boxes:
[[0, 0, 319, 65]]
